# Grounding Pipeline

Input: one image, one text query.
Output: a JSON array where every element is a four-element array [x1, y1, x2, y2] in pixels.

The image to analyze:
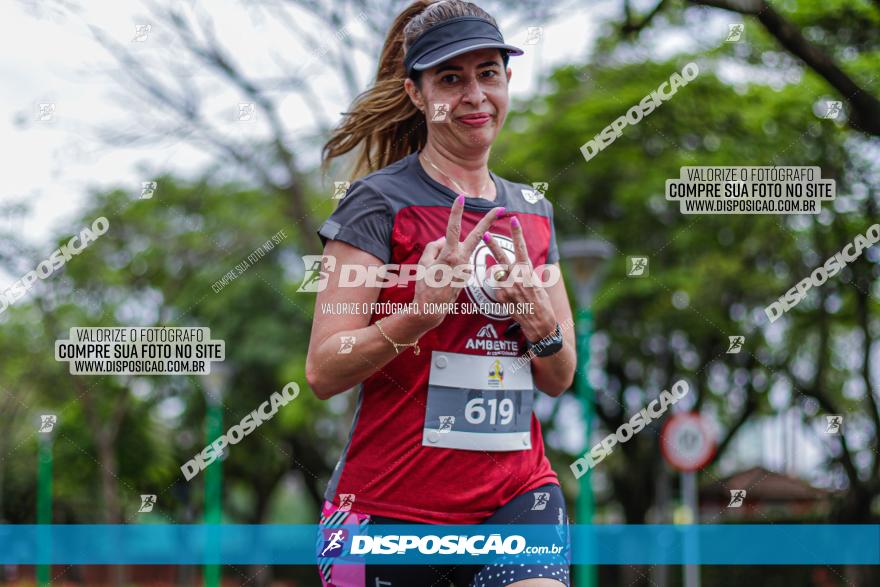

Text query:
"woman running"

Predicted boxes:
[[307, 1, 576, 585]]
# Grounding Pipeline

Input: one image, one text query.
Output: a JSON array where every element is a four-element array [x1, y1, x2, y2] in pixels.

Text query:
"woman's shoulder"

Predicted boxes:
[[343, 153, 438, 212], [352, 153, 418, 193]]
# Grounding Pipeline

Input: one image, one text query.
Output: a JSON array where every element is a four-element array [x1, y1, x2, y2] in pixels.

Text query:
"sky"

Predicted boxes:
[[0, 0, 614, 245]]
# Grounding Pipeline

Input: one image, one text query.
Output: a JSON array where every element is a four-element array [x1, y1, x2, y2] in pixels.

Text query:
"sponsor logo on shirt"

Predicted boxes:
[[522, 182, 547, 204], [488, 359, 504, 388], [465, 323, 518, 355], [477, 324, 497, 338], [466, 234, 517, 320]]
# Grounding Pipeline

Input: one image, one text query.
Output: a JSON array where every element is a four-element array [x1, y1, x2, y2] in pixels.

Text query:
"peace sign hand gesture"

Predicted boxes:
[[412, 195, 505, 329]]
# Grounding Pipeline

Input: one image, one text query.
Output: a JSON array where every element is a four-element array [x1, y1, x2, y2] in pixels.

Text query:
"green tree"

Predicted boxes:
[[493, 29, 877, 586]]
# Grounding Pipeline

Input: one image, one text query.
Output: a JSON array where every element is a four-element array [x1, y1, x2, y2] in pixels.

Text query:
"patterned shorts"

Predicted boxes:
[[316, 483, 570, 587]]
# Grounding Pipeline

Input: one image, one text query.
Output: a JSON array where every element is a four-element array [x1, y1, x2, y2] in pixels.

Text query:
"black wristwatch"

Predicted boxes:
[[524, 323, 564, 357]]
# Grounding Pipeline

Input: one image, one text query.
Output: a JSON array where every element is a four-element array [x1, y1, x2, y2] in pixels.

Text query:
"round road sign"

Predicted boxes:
[[660, 412, 716, 472]]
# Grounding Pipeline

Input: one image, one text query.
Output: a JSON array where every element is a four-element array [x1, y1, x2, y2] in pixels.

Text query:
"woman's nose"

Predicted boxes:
[[461, 77, 486, 105]]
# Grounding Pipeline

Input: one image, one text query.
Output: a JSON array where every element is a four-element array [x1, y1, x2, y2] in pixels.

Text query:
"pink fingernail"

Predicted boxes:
[[496, 207, 506, 217], [511, 216, 520, 228], [456, 194, 465, 205], [482, 232, 492, 243]]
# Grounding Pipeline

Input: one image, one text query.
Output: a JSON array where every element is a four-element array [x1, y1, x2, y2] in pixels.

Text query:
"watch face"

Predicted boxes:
[[532, 325, 563, 357]]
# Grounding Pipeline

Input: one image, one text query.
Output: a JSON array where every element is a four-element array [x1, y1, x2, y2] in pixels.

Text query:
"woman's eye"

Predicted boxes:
[[442, 74, 459, 84], [481, 70, 498, 78]]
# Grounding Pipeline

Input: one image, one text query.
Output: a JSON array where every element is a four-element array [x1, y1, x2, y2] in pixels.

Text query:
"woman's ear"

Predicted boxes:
[[404, 78, 424, 112], [506, 67, 512, 83]]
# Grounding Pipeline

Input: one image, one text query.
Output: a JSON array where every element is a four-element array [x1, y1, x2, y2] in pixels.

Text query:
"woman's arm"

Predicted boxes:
[[304, 239, 436, 399], [482, 219, 577, 397], [306, 197, 504, 399], [527, 266, 576, 397]]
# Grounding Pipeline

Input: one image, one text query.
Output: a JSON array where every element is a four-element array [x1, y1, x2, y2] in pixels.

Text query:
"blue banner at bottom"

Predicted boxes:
[[2, 524, 878, 565]]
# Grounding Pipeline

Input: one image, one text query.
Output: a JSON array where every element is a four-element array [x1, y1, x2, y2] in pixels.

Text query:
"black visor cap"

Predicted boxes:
[[403, 16, 523, 78]]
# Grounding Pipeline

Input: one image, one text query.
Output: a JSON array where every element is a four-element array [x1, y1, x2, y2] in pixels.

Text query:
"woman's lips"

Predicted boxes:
[[457, 113, 492, 127]]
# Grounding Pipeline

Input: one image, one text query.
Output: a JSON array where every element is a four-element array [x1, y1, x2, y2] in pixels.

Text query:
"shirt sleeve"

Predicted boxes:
[[546, 200, 560, 264], [317, 180, 393, 264]]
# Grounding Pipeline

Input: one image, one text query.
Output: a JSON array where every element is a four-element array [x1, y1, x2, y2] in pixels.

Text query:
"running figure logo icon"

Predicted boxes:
[[338, 494, 356, 512], [487, 359, 504, 388], [727, 336, 745, 354], [525, 26, 543, 45], [238, 103, 256, 122], [332, 181, 350, 200], [298, 255, 336, 292], [38, 415, 57, 433], [823, 101, 843, 119], [141, 181, 157, 199], [727, 490, 746, 508], [627, 256, 649, 277], [431, 103, 450, 122], [531, 492, 550, 511], [132, 24, 152, 42], [725, 24, 743, 42], [438, 416, 455, 433], [338, 336, 356, 354], [37, 103, 55, 122], [825, 415, 843, 434], [138, 494, 157, 513], [320, 528, 349, 558]]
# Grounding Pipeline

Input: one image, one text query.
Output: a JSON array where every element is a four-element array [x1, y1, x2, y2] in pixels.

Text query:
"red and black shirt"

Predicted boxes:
[[316, 151, 560, 524]]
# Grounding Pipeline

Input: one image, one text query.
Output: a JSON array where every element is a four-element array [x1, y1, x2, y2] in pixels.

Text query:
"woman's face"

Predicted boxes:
[[406, 48, 512, 154]]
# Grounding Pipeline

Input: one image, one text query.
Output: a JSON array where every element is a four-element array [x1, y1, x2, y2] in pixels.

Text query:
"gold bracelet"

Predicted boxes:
[[375, 317, 420, 356]]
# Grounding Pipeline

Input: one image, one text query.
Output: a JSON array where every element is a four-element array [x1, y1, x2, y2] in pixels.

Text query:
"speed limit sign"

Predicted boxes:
[[660, 413, 716, 472]]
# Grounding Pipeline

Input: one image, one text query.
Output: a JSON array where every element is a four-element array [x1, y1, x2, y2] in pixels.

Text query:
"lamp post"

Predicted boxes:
[[560, 239, 613, 587], [35, 413, 58, 587], [201, 364, 229, 587]]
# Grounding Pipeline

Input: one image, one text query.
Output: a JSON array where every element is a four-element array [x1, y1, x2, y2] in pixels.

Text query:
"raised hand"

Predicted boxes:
[[481, 216, 558, 342], [411, 195, 505, 329]]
